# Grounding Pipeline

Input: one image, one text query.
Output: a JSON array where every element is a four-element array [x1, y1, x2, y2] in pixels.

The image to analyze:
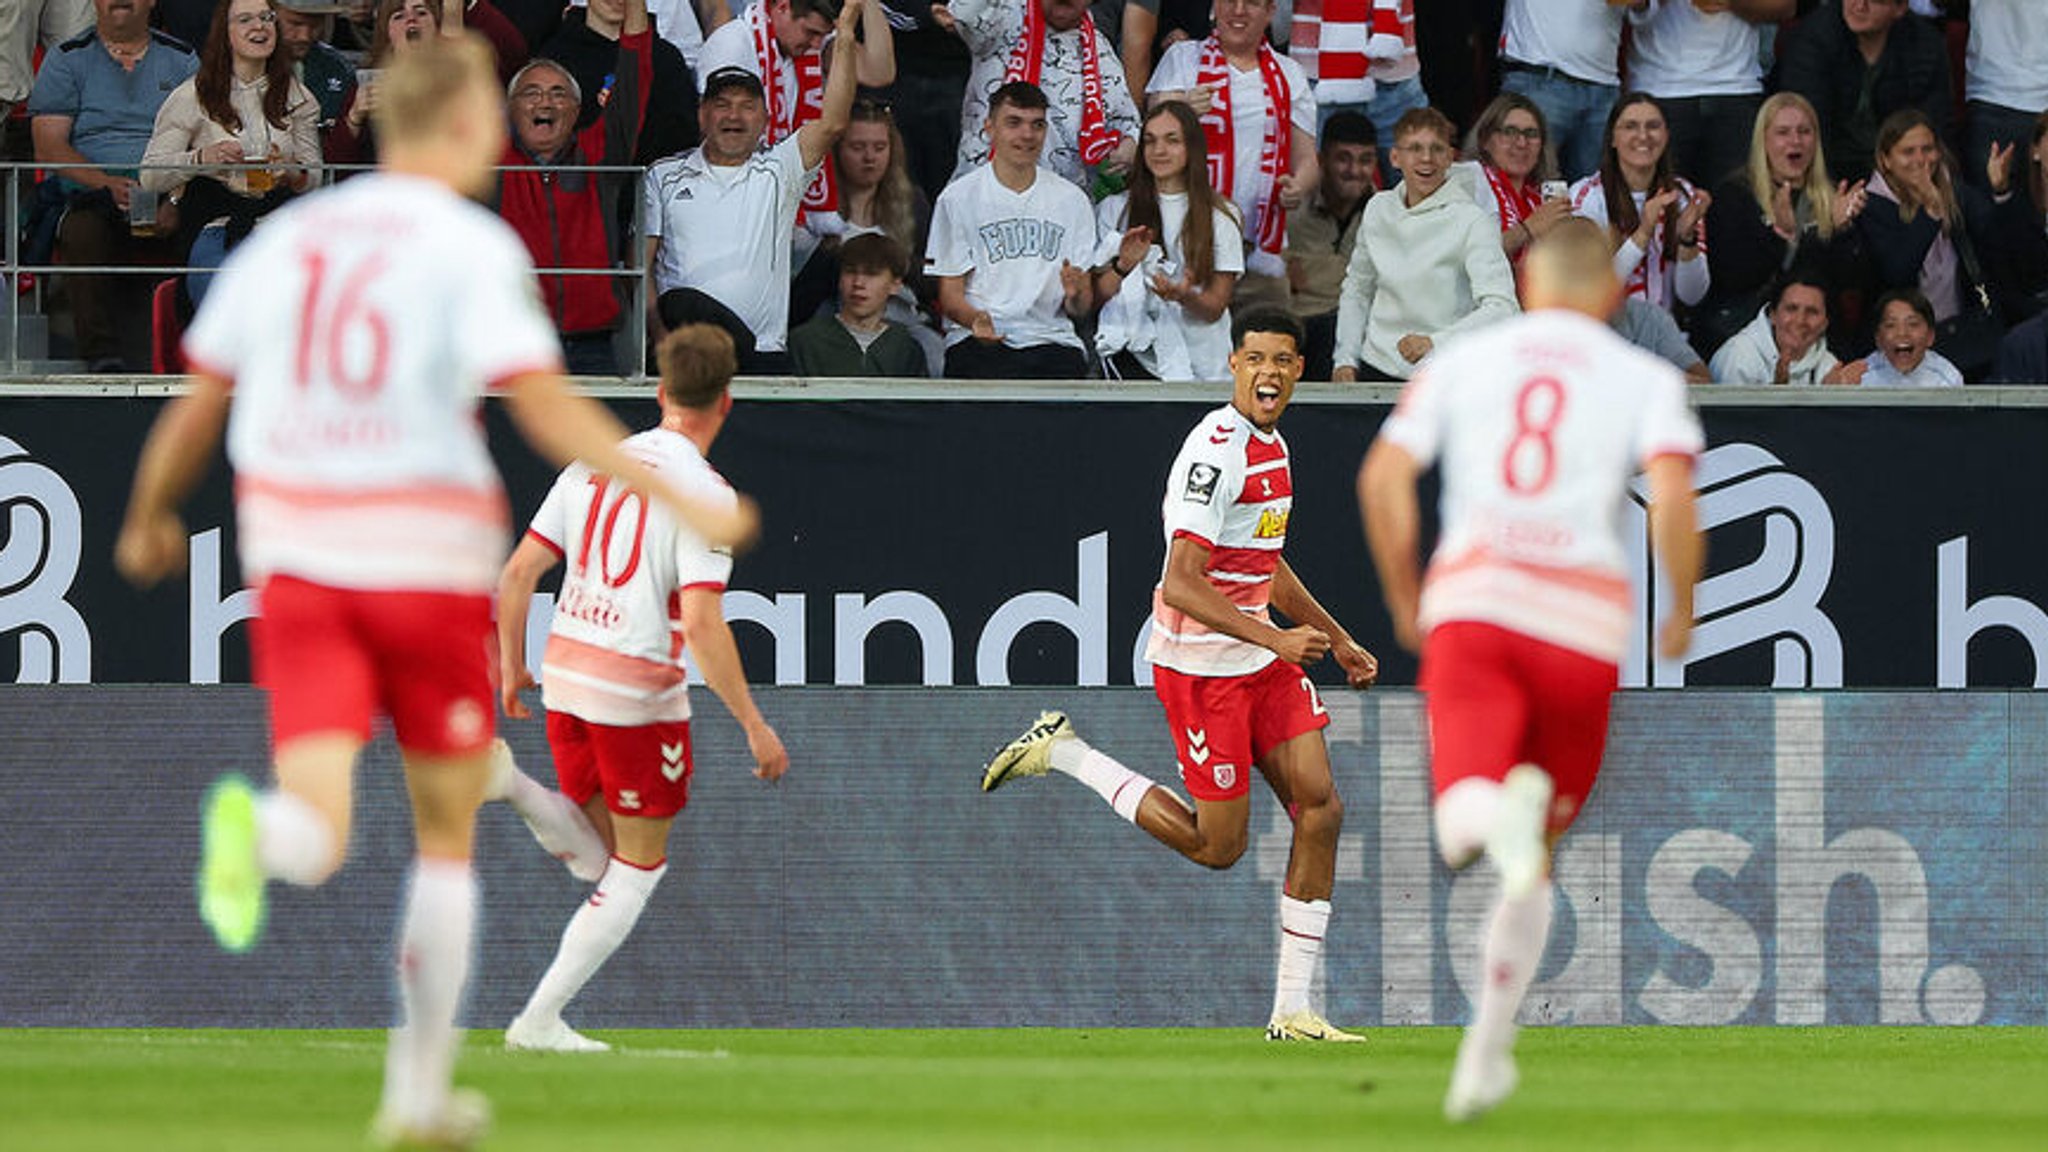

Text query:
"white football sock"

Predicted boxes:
[[1272, 895, 1331, 1019], [384, 857, 477, 1129], [1049, 738, 1157, 824], [255, 789, 336, 886], [1466, 879, 1554, 1061], [519, 857, 665, 1024], [493, 755, 605, 878]]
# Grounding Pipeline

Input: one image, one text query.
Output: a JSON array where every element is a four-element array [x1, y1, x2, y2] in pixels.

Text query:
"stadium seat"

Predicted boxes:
[[151, 279, 185, 375]]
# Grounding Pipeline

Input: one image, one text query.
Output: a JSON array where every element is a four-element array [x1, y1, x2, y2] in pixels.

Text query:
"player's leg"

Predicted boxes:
[[487, 735, 608, 882], [199, 578, 373, 953], [1250, 665, 1357, 1041], [508, 719, 690, 1053]]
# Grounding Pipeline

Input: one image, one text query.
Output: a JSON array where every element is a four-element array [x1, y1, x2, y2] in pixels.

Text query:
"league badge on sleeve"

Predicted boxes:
[[1184, 463, 1221, 505]]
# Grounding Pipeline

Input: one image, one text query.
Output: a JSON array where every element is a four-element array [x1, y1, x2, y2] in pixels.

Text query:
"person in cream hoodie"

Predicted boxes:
[[1332, 106, 1517, 381]]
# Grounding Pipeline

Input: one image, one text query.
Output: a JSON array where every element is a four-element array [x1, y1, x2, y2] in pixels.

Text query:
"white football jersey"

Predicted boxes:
[[185, 172, 563, 593], [527, 428, 737, 726], [1375, 308, 1703, 661], [644, 136, 815, 352], [1145, 403, 1292, 678], [925, 162, 1097, 351]]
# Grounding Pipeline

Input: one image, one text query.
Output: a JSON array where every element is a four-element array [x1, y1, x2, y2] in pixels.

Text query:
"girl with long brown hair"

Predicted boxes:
[[1566, 92, 1711, 315]]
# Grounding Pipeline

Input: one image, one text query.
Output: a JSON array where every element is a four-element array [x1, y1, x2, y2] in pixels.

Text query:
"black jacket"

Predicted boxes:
[[1776, 4, 1953, 183]]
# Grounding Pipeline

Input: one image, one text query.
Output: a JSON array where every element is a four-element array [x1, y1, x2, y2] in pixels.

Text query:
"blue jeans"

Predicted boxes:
[[185, 222, 227, 308], [1500, 65, 1619, 184]]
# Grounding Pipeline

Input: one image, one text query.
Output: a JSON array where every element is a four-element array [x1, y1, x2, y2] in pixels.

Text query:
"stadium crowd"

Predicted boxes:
[[5, 0, 2047, 382]]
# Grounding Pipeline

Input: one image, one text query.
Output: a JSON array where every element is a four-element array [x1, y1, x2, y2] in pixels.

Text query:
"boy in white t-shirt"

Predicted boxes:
[[927, 80, 1099, 378]]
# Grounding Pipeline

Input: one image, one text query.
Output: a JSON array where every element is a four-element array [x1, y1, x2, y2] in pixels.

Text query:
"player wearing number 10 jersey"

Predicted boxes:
[[115, 35, 754, 1151], [982, 309, 1380, 1043], [1361, 218, 1703, 1123], [491, 325, 788, 1054]]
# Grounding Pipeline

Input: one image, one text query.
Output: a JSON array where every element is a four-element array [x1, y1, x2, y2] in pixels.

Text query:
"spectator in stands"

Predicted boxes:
[[1992, 311, 2048, 385], [542, 0, 697, 165], [1698, 92, 1868, 358], [1825, 287, 1962, 385], [1857, 108, 2032, 380], [1495, 0, 1624, 183], [1091, 99, 1241, 380], [273, 0, 354, 135], [1287, 109, 1374, 380], [1147, 0, 1316, 316], [878, 0, 969, 204], [564, 0, 732, 73], [928, 80, 1098, 379], [1708, 270, 1843, 384], [1569, 93, 1712, 316], [140, 0, 320, 308], [497, 0, 575, 57], [1094, 0, 1160, 100], [1613, 292, 1712, 382], [948, 0, 1139, 192], [498, 0, 652, 375], [1331, 107, 1518, 382], [645, 2, 860, 373], [28, 0, 197, 371], [834, 97, 941, 373], [1622, 0, 1792, 190], [1776, 0, 1951, 186], [1290, 1, 1417, 183], [1, 1, 93, 141], [2014, 111, 2048, 319], [789, 231, 928, 375], [327, 0, 455, 167], [1963, 0, 2048, 190], [1460, 91, 1570, 276]]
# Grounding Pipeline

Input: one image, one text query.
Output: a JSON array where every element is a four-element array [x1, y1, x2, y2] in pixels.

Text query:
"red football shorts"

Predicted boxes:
[[1418, 620, 1618, 835], [546, 711, 693, 819], [251, 575, 495, 757], [1152, 658, 1331, 802]]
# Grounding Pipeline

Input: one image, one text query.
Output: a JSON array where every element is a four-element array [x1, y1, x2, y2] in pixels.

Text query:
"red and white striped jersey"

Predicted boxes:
[[1145, 403, 1293, 678], [186, 173, 564, 593], [526, 428, 736, 727], [1376, 309, 1703, 662]]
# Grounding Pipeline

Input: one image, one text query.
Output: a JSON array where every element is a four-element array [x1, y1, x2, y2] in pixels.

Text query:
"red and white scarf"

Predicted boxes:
[[749, 1, 837, 220], [1482, 163, 1542, 266], [1196, 36, 1290, 276], [1007, 2, 1121, 166]]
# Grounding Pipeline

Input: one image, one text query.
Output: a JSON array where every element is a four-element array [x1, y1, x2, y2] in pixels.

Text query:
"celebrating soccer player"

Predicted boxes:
[[981, 309, 1380, 1042]]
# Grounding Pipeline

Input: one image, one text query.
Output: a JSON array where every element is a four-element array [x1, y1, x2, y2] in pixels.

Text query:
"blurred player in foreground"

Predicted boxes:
[[982, 309, 1380, 1042], [492, 324, 789, 1053], [1359, 217, 1703, 1122], [114, 34, 755, 1150]]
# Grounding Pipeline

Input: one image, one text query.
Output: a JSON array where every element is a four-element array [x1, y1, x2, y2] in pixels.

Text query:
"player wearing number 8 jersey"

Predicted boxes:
[[114, 34, 756, 1151], [982, 309, 1381, 1042], [491, 324, 788, 1054], [1360, 217, 1703, 1123]]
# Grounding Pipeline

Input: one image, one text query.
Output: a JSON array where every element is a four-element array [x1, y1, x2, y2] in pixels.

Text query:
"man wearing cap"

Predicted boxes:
[[275, 0, 357, 134], [644, 0, 860, 374]]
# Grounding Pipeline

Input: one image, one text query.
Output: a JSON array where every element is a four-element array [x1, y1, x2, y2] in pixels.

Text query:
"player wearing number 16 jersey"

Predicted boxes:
[[114, 35, 756, 1151], [982, 309, 1381, 1042], [491, 325, 789, 1054], [1360, 218, 1703, 1123]]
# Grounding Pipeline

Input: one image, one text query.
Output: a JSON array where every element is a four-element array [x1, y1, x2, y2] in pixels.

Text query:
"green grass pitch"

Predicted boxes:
[[3, 1027, 2043, 1151]]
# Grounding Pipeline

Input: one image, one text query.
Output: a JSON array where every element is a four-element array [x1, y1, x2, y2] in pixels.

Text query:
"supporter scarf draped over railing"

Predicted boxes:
[[749, 1, 838, 222], [1006, 2, 1122, 167], [1196, 36, 1289, 278]]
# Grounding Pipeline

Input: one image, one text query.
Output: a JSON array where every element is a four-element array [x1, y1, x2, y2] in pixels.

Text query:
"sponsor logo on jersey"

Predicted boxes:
[[1213, 762, 1236, 790], [1185, 463, 1220, 505], [1254, 507, 1290, 539], [976, 218, 1067, 263]]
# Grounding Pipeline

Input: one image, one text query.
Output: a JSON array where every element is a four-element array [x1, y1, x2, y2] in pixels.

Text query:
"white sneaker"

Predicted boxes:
[[1488, 764, 1553, 901], [981, 711, 1075, 792], [490, 740, 607, 883], [1443, 1045, 1518, 1123], [370, 1087, 491, 1150], [505, 1012, 611, 1053]]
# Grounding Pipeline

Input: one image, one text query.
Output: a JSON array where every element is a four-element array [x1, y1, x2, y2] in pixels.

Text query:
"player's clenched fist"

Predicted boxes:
[[1273, 625, 1332, 667]]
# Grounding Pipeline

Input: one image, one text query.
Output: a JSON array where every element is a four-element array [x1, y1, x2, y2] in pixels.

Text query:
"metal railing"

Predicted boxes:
[[4, 159, 653, 377]]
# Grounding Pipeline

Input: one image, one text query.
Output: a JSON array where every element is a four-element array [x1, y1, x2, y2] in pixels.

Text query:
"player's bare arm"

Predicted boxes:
[[795, 0, 865, 172], [1270, 559, 1379, 688], [1644, 453, 1702, 661], [501, 372, 760, 549], [680, 587, 789, 781], [1161, 536, 1329, 667], [115, 373, 234, 588], [494, 536, 563, 720], [1358, 438, 1425, 654]]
